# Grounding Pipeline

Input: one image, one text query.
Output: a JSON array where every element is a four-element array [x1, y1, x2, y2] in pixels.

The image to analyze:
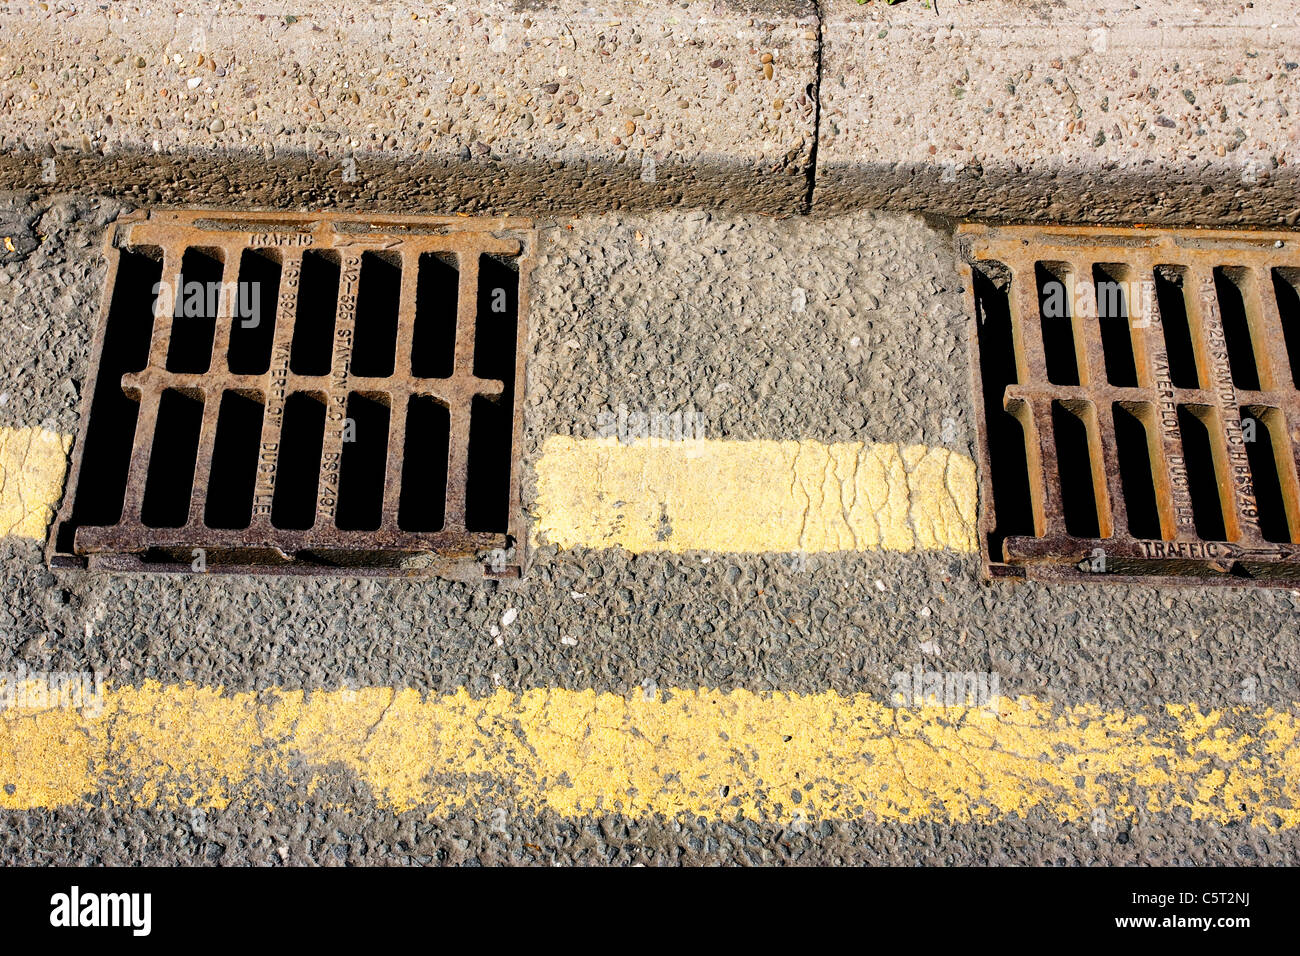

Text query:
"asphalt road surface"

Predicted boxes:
[[1, 196, 1298, 864]]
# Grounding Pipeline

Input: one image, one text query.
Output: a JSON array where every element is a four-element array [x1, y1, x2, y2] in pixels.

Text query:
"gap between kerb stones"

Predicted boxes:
[[803, 0, 825, 215]]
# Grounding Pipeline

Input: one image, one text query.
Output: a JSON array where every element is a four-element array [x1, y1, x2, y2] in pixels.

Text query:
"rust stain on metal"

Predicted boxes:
[[49, 209, 533, 579], [960, 223, 1300, 586]]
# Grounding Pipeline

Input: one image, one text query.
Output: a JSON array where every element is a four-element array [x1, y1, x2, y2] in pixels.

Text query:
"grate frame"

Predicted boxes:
[[49, 209, 533, 580], [960, 222, 1300, 588]]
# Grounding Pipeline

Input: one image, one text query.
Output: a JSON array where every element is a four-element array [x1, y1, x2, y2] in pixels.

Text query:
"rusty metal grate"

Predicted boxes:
[[960, 223, 1300, 587], [49, 209, 532, 579]]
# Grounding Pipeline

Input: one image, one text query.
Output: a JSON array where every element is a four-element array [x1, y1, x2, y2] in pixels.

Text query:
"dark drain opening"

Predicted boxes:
[[1177, 405, 1228, 541], [1242, 406, 1294, 543], [141, 389, 203, 528], [464, 255, 520, 534], [1093, 264, 1139, 388], [411, 253, 458, 378], [336, 393, 390, 531], [1112, 402, 1164, 540], [1052, 400, 1104, 539], [1036, 262, 1080, 386], [466, 395, 513, 533], [398, 396, 450, 532], [1155, 266, 1199, 388], [205, 391, 265, 530], [271, 392, 325, 530], [59, 248, 159, 549], [166, 248, 222, 374], [1214, 267, 1261, 391], [228, 250, 281, 375], [1273, 268, 1300, 388], [290, 251, 341, 376], [351, 253, 401, 378], [474, 255, 519, 385], [972, 266, 1035, 559]]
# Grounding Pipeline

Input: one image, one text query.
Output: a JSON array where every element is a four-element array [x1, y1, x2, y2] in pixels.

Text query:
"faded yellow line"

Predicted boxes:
[[3, 681, 1298, 829], [535, 437, 977, 553], [0, 426, 71, 540]]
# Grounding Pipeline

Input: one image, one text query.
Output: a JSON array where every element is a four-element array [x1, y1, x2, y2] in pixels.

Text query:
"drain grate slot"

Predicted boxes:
[[398, 396, 450, 532], [50, 209, 532, 578], [335, 393, 390, 532], [166, 248, 223, 374], [1052, 400, 1106, 539], [1111, 402, 1163, 540], [351, 253, 401, 378], [1215, 267, 1262, 391], [411, 254, 459, 379], [290, 251, 341, 377], [1093, 263, 1141, 388], [141, 389, 204, 529], [1037, 263, 1081, 386], [228, 251, 281, 375], [57, 249, 159, 549], [962, 223, 1300, 586], [1177, 405, 1229, 542], [972, 267, 1036, 560], [205, 391, 265, 530], [1242, 405, 1296, 544], [271, 392, 325, 531], [1154, 267, 1200, 389], [1271, 268, 1300, 388]]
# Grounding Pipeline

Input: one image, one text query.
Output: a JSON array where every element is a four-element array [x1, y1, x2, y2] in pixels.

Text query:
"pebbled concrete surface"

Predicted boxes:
[[1, 0, 1296, 223], [816, 0, 1300, 226], [0, 0, 819, 215], [1, 195, 1299, 863]]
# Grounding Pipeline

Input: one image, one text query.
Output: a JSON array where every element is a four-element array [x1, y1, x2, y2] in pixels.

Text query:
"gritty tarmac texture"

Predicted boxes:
[[3, 801, 1298, 866], [2, 196, 1299, 864]]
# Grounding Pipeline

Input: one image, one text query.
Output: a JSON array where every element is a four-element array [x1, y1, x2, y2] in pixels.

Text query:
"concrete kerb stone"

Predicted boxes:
[[0, 0, 1297, 223], [815, 0, 1300, 226], [0, 0, 819, 214]]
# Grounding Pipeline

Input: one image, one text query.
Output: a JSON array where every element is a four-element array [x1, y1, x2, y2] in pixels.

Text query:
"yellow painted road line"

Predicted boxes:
[[3, 681, 1298, 829], [0, 426, 71, 540], [0, 431, 978, 554], [535, 437, 977, 553]]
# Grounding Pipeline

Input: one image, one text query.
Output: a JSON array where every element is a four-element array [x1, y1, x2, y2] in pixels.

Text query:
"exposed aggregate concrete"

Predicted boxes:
[[0, 0, 819, 215], [1, 1, 1296, 224], [816, 0, 1300, 226]]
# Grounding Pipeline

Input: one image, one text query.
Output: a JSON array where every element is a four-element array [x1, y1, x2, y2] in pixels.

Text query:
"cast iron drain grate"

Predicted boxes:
[[960, 223, 1300, 587], [49, 209, 531, 579]]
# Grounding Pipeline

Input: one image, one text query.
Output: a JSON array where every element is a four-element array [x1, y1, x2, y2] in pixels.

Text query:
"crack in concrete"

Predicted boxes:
[[802, 0, 824, 215]]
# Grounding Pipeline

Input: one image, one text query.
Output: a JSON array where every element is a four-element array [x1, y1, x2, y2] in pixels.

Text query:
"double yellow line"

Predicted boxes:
[[2, 425, 1296, 830]]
